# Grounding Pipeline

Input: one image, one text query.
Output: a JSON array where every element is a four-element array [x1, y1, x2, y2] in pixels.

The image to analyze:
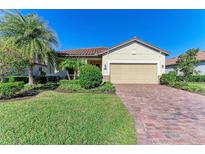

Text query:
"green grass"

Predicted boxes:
[[187, 82, 205, 88], [185, 82, 205, 95], [174, 82, 205, 95], [0, 91, 136, 144]]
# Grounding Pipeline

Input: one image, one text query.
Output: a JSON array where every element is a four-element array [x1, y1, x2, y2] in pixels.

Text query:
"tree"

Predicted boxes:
[[0, 10, 58, 84], [0, 42, 19, 81], [176, 48, 199, 77], [0, 48, 27, 82], [59, 58, 84, 80]]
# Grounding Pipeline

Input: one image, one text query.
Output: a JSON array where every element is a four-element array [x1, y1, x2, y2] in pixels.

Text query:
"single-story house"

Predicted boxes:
[[166, 51, 205, 75], [55, 37, 169, 84]]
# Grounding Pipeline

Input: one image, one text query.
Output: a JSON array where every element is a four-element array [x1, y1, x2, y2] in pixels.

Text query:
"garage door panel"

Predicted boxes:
[[110, 63, 158, 84]]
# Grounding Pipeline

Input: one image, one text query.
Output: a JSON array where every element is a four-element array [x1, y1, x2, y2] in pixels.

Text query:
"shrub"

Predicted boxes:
[[58, 80, 115, 93], [91, 82, 116, 93], [176, 75, 205, 82], [79, 65, 102, 89], [160, 71, 177, 86], [8, 76, 28, 84], [59, 80, 82, 91], [188, 75, 205, 82], [59, 83, 84, 92], [176, 76, 184, 82], [45, 82, 59, 90], [23, 84, 44, 91], [34, 76, 47, 84], [172, 81, 188, 89], [59, 80, 79, 85], [2, 78, 9, 83], [47, 75, 60, 82], [0, 82, 24, 97], [24, 83, 58, 91]]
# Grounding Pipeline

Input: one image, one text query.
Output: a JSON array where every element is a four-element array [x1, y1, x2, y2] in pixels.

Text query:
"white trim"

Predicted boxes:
[[103, 60, 160, 76]]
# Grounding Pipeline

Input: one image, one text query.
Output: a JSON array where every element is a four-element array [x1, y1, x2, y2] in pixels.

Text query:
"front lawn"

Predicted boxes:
[[0, 91, 136, 144]]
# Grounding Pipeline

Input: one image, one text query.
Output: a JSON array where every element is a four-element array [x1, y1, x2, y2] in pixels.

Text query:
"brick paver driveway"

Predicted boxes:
[[116, 84, 205, 144]]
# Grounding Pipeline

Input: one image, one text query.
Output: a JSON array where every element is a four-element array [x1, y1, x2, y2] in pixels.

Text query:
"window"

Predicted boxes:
[[39, 67, 42, 72]]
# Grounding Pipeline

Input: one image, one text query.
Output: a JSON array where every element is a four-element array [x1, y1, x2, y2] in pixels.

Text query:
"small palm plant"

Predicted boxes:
[[0, 10, 58, 85], [59, 58, 84, 80]]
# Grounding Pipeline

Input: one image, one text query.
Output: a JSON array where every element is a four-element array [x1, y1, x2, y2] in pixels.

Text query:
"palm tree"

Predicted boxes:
[[59, 58, 84, 80], [0, 10, 58, 84]]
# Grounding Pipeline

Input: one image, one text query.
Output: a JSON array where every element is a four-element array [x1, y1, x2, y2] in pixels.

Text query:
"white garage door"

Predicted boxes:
[[110, 63, 158, 84]]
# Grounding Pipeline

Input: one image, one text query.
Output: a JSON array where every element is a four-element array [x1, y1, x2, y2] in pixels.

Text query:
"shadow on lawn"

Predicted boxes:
[[0, 83, 59, 101]]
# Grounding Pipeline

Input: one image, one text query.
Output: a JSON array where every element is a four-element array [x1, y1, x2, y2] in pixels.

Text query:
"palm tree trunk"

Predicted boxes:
[[28, 65, 34, 85], [73, 70, 76, 80], [67, 69, 71, 80]]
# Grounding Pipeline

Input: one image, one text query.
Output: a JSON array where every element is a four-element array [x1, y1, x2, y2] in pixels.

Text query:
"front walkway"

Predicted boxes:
[[116, 84, 205, 144]]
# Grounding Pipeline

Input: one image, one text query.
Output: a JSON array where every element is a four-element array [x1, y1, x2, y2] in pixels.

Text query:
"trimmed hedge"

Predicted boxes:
[[47, 75, 60, 82], [59, 82, 83, 92], [172, 81, 188, 89], [23, 82, 59, 91], [59, 80, 79, 85], [79, 65, 102, 89], [33, 76, 47, 84], [58, 80, 115, 93], [0, 82, 24, 97], [8, 76, 28, 84], [90, 82, 116, 93]]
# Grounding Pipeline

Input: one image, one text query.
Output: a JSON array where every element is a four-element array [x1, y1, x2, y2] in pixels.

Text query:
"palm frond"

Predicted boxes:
[[0, 9, 59, 66]]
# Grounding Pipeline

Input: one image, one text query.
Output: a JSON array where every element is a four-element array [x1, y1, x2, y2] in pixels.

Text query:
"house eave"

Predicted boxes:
[[57, 54, 102, 58]]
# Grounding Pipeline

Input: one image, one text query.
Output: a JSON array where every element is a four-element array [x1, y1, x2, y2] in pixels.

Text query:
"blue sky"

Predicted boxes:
[[17, 10, 205, 58]]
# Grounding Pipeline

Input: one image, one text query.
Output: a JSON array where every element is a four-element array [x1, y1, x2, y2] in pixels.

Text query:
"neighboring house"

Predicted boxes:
[[55, 37, 169, 84], [166, 51, 205, 75], [26, 62, 54, 77], [1, 57, 55, 77]]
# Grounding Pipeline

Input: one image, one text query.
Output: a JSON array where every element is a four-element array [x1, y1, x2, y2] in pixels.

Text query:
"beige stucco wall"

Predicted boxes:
[[102, 42, 166, 77]]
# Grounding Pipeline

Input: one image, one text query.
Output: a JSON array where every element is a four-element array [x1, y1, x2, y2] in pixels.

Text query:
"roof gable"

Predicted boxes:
[[101, 37, 169, 56]]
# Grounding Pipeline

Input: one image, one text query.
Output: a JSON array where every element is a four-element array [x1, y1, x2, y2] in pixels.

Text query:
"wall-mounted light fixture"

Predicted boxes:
[[104, 64, 107, 70]]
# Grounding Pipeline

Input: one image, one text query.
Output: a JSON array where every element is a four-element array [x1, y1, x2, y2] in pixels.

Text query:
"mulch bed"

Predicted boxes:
[[0, 90, 39, 102], [0, 88, 116, 103]]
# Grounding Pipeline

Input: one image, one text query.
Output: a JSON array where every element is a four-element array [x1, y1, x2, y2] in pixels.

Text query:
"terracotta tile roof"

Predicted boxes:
[[166, 57, 178, 66], [57, 47, 109, 56], [166, 51, 205, 66], [57, 37, 170, 57]]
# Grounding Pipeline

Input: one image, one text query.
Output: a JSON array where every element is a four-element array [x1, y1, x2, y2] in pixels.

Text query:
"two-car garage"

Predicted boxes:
[[110, 63, 158, 84], [101, 38, 168, 84]]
